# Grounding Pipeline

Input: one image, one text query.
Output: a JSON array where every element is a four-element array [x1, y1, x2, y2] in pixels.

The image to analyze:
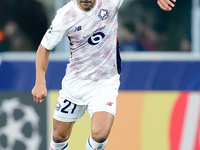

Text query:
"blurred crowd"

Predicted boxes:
[[119, 0, 191, 52], [0, 0, 191, 52], [0, 0, 48, 52]]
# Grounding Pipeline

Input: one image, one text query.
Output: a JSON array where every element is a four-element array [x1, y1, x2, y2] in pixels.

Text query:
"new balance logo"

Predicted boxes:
[[74, 26, 82, 32], [106, 102, 113, 106]]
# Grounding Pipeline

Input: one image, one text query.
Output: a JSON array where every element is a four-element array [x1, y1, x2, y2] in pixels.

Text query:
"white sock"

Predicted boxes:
[[49, 135, 69, 150], [86, 136, 107, 150]]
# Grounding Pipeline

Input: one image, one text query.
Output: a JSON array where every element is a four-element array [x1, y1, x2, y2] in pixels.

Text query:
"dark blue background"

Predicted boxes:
[[0, 60, 200, 91]]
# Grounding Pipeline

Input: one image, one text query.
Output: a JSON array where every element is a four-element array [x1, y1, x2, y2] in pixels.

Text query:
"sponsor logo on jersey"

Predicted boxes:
[[88, 32, 105, 45], [98, 9, 109, 20]]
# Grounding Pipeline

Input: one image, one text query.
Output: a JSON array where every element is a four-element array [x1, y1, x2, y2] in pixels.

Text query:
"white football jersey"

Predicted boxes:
[[41, 0, 124, 80]]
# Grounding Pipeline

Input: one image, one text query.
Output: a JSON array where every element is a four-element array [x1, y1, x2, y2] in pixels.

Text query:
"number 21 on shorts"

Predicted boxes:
[[56, 99, 77, 114]]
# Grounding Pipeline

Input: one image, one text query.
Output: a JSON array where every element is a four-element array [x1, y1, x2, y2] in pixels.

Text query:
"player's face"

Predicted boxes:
[[77, 0, 96, 11]]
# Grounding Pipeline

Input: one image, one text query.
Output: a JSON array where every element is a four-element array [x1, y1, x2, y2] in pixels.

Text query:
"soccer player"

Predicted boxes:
[[157, 0, 176, 11], [32, 0, 123, 150]]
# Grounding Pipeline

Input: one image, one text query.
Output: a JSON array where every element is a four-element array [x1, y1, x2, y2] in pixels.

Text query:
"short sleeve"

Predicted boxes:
[[41, 9, 67, 50], [110, 0, 124, 9]]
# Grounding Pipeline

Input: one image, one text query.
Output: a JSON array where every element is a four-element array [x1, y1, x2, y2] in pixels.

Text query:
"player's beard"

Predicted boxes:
[[79, 0, 96, 11]]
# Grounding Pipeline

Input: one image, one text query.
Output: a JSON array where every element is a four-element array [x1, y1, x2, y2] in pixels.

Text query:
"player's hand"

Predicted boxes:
[[157, 0, 176, 11], [32, 84, 47, 103]]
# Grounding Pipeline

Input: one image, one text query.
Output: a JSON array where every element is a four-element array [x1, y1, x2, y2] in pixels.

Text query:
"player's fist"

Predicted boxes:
[[32, 84, 47, 103], [157, 0, 176, 11]]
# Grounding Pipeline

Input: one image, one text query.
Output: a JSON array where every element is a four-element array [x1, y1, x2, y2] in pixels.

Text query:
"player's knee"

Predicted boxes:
[[91, 127, 109, 143], [53, 131, 70, 143]]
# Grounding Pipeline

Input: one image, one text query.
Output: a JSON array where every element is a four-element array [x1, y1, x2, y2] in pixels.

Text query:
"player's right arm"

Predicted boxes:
[[32, 44, 50, 103], [32, 6, 68, 103]]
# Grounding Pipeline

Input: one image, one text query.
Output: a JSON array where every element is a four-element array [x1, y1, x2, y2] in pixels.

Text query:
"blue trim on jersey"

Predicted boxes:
[[116, 41, 122, 74], [88, 137, 93, 149], [61, 143, 68, 150]]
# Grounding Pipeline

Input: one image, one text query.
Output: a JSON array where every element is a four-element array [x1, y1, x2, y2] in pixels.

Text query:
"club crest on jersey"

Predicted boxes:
[[98, 9, 109, 20]]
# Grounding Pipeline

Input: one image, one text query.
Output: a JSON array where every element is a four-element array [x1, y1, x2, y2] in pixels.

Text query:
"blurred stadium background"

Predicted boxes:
[[0, 0, 200, 149]]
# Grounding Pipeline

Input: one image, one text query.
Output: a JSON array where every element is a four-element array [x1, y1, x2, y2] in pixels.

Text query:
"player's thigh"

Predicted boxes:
[[53, 97, 87, 142], [53, 118, 75, 142], [91, 112, 114, 142]]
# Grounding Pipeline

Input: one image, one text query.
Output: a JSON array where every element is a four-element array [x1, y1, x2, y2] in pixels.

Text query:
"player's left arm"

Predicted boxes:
[[157, 0, 176, 11]]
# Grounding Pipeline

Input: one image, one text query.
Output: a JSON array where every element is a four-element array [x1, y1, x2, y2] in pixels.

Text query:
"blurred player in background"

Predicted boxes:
[[32, 0, 123, 149]]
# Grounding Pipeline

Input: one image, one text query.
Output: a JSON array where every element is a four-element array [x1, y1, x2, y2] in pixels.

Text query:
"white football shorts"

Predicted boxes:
[[53, 74, 120, 122]]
